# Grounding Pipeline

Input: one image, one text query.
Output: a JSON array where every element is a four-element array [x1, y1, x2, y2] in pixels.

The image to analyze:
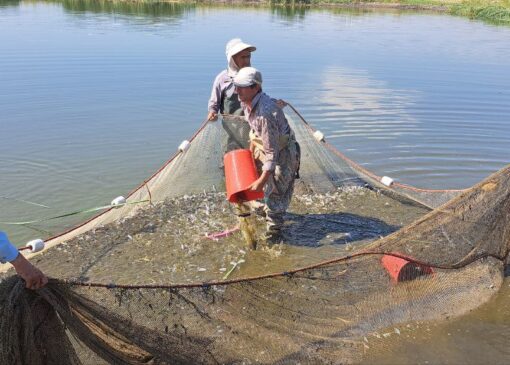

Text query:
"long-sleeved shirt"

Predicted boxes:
[[208, 70, 237, 114], [242, 92, 292, 172], [0, 231, 18, 263], [208, 47, 245, 113]]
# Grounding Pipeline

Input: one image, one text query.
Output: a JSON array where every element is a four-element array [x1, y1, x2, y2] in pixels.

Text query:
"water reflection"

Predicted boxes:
[[314, 67, 420, 140], [0, 0, 20, 8], [53, 0, 195, 18], [270, 4, 307, 22], [19, 0, 406, 23]]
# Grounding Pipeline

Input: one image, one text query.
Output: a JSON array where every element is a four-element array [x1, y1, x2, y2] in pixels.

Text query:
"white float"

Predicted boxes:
[[313, 130, 325, 142], [380, 176, 394, 187], [26, 239, 45, 253], [111, 196, 127, 207], [178, 140, 191, 153]]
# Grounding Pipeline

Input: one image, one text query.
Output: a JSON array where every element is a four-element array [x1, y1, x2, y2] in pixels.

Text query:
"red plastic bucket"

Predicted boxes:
[[224, 149, 264, 203], [381, 253, 433, 282]]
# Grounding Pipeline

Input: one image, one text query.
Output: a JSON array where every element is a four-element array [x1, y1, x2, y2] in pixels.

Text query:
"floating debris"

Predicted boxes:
[[223, 259, 246, 280]]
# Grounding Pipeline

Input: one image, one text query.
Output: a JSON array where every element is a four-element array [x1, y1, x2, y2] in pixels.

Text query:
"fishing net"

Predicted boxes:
[[1, 104, 509, 364]]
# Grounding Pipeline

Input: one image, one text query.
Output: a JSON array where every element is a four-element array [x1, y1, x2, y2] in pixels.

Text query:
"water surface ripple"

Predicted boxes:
[[1, 1, 510, 363], [1, 1, 509, 233]]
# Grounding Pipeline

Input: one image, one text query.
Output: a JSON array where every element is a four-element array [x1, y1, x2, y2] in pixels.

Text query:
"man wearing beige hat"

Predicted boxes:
[[207, 38, 256, 121], [233, 67, 299, 245]]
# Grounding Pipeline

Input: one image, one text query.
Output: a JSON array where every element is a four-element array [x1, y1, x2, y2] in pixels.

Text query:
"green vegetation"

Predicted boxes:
[[450, 1, 510, 24]]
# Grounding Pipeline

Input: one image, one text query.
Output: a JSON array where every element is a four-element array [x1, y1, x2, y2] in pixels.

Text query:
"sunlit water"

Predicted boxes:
[[1, 1, 510, 363]]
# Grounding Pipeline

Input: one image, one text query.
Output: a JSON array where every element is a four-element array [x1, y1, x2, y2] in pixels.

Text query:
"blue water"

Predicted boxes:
[[1, 1, 509, 244], [1, 2, 510, 363]]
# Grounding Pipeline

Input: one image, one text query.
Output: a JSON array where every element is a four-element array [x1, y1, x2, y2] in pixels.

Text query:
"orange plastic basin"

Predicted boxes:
[[224, 149, 264, 203], [381, 253, 433, 282]]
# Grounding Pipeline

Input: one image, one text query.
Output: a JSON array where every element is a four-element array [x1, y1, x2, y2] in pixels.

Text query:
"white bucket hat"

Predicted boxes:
[[226, 38, 256, 77], [233, 67, 263, 88], [225, 38, 256, 60]]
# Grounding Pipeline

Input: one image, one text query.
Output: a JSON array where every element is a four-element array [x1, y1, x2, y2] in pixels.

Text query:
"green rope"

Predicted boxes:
[[0, 200, 149, 225]]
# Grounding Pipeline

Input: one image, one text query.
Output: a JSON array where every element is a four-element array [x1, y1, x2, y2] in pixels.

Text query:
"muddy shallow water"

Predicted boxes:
[[14, 188, 428, 285]]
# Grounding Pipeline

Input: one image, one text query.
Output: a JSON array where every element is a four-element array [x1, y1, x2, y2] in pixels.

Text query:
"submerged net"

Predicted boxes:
[[1, 105, 509, 364]]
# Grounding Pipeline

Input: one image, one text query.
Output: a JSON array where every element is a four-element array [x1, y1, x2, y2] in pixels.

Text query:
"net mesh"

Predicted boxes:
[[1, 105, 509, 364]]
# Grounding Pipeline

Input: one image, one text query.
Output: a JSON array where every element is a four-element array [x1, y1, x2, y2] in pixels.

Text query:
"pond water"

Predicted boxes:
[[1, 0, 510, 242], [1, 0, 510, 363]]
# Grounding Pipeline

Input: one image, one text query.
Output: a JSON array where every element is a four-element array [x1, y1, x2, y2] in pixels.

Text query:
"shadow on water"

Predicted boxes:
[[283, 211, 398, 247]]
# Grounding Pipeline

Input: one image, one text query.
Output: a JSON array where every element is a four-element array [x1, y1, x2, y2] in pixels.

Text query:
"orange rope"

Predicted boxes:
[[58, 250, 508, 290]]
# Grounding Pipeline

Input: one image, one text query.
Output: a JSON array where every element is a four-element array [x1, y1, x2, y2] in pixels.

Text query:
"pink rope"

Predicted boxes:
[[205, 225, 239, 240]]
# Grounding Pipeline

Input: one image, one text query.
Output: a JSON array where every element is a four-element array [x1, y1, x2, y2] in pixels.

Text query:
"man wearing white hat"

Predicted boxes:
[[233, 67, 299, 245], [207, 38, 256, 121], [0, 231, 48, 289]]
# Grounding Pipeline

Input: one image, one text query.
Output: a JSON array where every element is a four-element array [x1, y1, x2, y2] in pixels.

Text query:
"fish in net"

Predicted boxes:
[[0, 105, 508, 364]]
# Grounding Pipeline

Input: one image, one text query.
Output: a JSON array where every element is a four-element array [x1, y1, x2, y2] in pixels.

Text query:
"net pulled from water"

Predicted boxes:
[[1, 105, 509, 364]]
